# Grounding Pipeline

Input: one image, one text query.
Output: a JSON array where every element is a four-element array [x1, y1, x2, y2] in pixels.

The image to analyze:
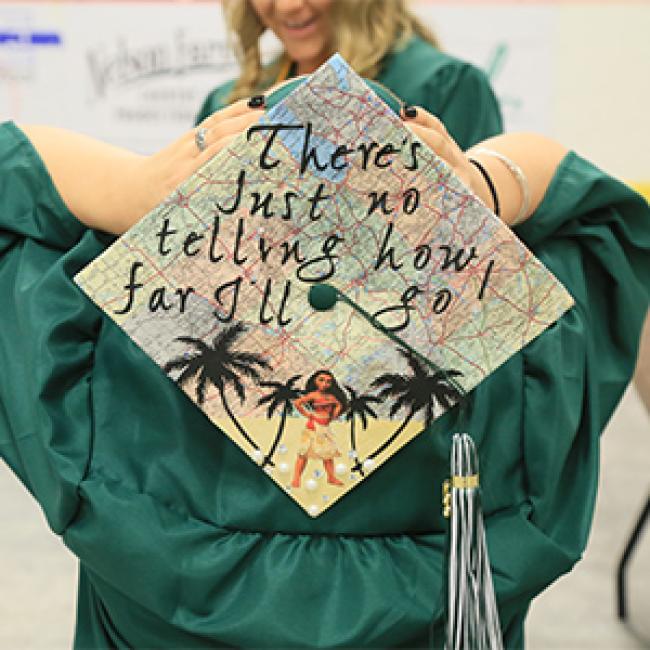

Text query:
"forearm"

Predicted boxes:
[[468, 133, 569, 226], [19, 125, 146, 235], [19, 102, 262, 236]]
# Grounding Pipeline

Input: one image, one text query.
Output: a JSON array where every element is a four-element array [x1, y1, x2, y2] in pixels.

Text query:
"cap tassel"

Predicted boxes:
[[444, 433, 503, 650]]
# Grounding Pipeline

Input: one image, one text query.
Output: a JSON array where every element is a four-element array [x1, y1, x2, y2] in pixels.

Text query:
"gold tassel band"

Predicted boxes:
[[451, 474, 479, 489], [442, 475, 480, 518]]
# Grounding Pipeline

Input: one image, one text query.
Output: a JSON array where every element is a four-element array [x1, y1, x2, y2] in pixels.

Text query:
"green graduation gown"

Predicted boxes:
[[195, 36, 504, 151], [0, 118, 648, 649]]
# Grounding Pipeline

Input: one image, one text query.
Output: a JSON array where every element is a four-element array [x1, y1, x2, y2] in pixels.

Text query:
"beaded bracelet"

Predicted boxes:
[[471, 148, 531, 226], [468, 158, 500, 217]]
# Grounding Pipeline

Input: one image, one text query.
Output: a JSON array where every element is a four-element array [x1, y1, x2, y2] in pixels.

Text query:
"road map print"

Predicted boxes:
[[75, 55, 574, 516]]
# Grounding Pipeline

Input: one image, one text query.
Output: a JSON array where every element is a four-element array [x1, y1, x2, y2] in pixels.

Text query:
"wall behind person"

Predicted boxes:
[[1, 1, 648, 196], [417, 1, 650, 198]]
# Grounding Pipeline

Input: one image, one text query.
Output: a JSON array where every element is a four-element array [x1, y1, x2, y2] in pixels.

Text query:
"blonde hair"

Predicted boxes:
[[223, 0, 440, 102]]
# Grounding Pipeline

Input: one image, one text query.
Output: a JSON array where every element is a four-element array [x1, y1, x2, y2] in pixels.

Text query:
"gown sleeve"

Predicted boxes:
[[0, 121, 107, 533], [519, 152, 650, 545], [476, 152, 650, 628]]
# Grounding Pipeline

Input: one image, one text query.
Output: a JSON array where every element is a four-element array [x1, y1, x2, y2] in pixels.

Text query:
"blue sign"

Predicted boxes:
[[0, 32, 62, 46]]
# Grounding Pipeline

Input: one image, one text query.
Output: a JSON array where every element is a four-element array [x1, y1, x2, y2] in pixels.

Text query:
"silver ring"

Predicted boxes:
[[195, 127, 208, 152]]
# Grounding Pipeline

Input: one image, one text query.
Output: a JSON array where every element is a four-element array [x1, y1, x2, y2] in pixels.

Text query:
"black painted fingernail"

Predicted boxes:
[[248, 95, 265, 109], [403, 105, 417, 119]]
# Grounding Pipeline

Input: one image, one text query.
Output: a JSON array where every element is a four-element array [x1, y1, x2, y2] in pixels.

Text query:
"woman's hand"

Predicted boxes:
[[401, 107, 494, 209], [134, 100, 264, 232], [22, 99, 264, 235], [401, 106, 568, 226]]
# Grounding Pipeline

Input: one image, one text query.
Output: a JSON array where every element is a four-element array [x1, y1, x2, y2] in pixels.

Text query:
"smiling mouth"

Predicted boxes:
[[284, 16, 317, 30]]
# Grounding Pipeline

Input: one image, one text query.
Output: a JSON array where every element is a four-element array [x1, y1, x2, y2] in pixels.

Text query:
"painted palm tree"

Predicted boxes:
[[345, 385, 381, 476], [365, 348, 464, 463], [256, 374, 302, 468], [163, 322, 271, 453]]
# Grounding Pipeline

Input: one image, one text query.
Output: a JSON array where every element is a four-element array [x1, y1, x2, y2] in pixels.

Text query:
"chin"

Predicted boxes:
[[286, 43, 330, 72]]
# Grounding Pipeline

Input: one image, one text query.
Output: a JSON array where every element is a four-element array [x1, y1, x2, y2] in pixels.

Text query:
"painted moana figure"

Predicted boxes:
[[292, 370, 348, 488]]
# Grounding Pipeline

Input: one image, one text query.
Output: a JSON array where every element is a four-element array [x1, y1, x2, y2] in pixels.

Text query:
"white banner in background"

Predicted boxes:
[[0, 2, 554, 153], [1, 3, 253, 152]]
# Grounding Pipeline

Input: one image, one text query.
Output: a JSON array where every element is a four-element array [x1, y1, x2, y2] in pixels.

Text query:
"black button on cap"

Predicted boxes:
[[308, 283, 337, 311]]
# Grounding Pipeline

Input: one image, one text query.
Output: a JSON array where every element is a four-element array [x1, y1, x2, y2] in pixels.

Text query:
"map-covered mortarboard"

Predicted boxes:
[[75, 54, 573, 517]]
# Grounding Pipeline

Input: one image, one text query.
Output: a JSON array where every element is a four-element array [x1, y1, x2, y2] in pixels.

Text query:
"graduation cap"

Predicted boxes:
[[75, 55, 573, 522]]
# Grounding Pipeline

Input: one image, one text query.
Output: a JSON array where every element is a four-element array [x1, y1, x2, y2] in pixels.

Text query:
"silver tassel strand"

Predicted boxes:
[[444, 433, 503, 650]]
